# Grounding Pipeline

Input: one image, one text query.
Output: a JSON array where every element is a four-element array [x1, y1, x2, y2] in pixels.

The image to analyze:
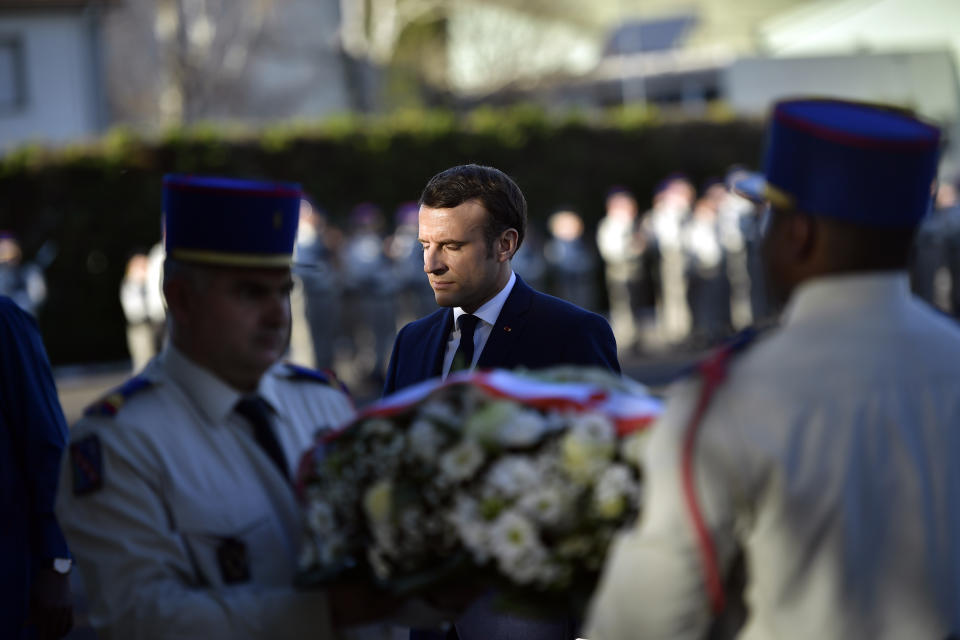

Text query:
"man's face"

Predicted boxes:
[[180, 267, 293, 390], [419, 200, 509, 313], [0, 238, 21, 265]]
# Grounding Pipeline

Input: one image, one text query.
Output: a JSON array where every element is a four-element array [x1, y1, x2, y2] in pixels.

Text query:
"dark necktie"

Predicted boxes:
[[450, 314, 480, 374], [235, 395, 289, 481]]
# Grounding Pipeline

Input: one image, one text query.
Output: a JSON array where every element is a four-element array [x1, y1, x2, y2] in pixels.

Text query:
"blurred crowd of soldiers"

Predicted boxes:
[[0, 232, 51, 317], [595, 175, 766, 354], [911, 179, 960, 315], [113, 172, 960, 390]]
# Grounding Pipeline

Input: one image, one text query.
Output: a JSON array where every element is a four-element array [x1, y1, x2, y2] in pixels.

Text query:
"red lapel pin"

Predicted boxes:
[[503, 326, 512, 332]]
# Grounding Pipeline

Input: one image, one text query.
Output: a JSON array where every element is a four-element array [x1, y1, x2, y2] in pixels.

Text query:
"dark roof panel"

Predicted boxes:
[[604, 14, 698, 56]]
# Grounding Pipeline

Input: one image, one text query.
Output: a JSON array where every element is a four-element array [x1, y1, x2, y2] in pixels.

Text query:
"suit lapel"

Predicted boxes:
[[424, 308, 454, 380], [477, 275, 533, 369]]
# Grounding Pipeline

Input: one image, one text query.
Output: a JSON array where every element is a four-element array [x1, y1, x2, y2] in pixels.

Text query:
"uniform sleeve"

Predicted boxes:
[[0, 299, 71, 563], [56, 421, 337, 640], [585, 379, 743, 640]]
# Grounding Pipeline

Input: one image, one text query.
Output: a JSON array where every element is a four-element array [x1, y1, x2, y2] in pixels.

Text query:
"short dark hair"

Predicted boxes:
[[419, 164, 527, 252]]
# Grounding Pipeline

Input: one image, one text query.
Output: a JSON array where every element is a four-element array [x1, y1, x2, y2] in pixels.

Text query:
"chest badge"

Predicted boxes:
[[70, 435, 104, 496]]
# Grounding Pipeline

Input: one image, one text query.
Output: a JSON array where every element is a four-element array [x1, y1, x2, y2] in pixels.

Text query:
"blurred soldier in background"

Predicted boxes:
[[0, 232, 48, 317], [648, 175, 694, 346], [293, 197, 342, 370], [937, 180, 960, 316], [589, 99, 960, 640], [597, 188, 643, 353], [544, 208, 597, 311], [739, 200, 773, 326], [709, 175, 757, 330], [120, 242, 166, 372], [911, 179, 960, 313], [341, 203, 397, 384], [388, 202, 435, 326], [682, 192, 731, 346], [511, 223, 548, 293], [57, 175, 396, 640], [1, 294, 74, 640]]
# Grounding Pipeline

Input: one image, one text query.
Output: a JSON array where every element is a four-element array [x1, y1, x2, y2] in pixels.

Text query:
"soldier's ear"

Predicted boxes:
[[793, 214, 818, 264], [498, 228, 519, 262], [162, 276, 192, 326], [780, 211, 816, 265]]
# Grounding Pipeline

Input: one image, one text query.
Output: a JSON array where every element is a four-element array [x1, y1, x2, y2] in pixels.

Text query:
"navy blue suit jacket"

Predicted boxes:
[[386, 278, 619, 639], [384, 275, 619, 396], [0, 296, 71, 639]]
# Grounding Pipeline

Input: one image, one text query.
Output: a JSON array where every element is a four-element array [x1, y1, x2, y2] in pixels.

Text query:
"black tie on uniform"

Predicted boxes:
[[235, 395, 289, 480], [450, 314, 480, 373]]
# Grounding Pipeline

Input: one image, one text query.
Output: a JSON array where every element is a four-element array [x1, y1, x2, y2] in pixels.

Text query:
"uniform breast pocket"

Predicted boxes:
[[171, 498, 293, 589]]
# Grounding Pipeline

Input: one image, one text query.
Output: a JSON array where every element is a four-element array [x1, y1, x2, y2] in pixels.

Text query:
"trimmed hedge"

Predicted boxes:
[[0, 106, 764, 365]]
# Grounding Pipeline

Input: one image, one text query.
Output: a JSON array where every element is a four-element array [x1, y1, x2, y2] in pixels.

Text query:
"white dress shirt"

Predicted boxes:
[[441, 271, 516, 379], [587, 272, 960, 640]]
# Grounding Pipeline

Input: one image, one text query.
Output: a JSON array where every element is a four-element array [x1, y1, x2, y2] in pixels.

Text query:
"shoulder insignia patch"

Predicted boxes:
[[283, 363, 351, 398], [70, 435, 103, 496], [699, 326, 763, 383], [83, 375, 154, 418], [673, 325, 769, 384]]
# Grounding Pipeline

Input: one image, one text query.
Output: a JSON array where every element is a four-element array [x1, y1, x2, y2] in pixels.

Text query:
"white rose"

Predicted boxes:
[[465, 400, 523, 447], [439, 440, 485, 483], [489, 510, 550, 585], [518, 486, 567, 526], [484, 456, 541, 498], [408, 419, 443, 461], [306, 500, 337, 536], [447, 496, 492, 562], [497, 408, 548, 448], [592, 464, 638, 519], [561, 413, 616, 481], [489, 510, 539, 566]]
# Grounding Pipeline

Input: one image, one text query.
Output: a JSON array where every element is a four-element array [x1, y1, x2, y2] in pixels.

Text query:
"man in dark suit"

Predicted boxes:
[[384, 164, 619, 397], [383, 164, 620, 640]]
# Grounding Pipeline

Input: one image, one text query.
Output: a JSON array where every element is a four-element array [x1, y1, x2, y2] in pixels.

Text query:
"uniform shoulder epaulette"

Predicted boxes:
[[83, 375, 155, 418], [672, 325, 771, 385], [697, 325, 771, 384], [283, 363, 351, 397]]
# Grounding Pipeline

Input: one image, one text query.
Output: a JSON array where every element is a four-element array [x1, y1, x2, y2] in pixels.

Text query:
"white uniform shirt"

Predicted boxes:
[[56, 346, 355, 640], [588, 273, 960, 640]]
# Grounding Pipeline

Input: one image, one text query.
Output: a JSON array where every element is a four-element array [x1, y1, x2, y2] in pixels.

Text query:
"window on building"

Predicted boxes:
[[0, 36, 26, 111]]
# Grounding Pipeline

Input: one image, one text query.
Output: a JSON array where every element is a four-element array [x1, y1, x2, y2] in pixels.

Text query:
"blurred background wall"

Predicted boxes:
[[0, 0, 957, 368]]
